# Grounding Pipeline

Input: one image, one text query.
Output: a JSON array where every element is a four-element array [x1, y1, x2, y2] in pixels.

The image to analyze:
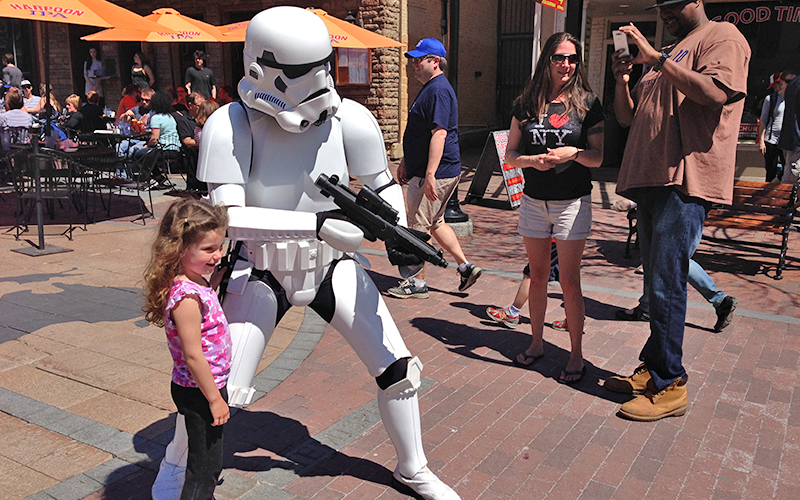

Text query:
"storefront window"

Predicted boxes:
[[0, 19, 37, 89], [705, 1, 800, 133], [335, 48, 371, 86]]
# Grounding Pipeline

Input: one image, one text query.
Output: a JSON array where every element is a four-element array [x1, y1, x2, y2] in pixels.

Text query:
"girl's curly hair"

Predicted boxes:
[[142, 198, 228, 327]]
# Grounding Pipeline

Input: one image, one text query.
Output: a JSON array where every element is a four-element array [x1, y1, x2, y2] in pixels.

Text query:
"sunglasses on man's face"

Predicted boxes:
[[550, 53, 579, 64], [21, 85, 32, 89], [782, 77, 795, 84], [411, 55, 436, 64], [140, 98, 151, 102]]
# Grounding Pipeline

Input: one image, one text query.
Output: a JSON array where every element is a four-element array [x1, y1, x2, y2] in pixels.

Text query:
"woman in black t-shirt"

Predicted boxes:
[[505, 32, 605, 384]]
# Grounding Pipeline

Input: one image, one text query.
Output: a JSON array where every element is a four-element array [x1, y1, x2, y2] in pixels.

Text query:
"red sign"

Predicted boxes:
[[539, 0, 565, 12], [710, 5, 800, 25]]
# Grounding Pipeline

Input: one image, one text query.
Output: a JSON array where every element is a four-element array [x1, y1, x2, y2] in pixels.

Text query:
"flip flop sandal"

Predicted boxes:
[[557, 365, 587, 385], [513, 352, 543, 368]]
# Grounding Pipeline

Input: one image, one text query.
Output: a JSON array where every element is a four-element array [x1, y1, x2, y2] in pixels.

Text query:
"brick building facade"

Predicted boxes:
[[27, 0, 571, 157]]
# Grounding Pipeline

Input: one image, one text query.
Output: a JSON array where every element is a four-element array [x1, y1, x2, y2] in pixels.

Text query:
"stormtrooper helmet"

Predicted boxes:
[[239, 6, 341, 133]]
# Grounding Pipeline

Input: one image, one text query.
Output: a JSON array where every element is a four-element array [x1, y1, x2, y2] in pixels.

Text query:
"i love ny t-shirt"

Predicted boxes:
[[513, 96, 603, 200]]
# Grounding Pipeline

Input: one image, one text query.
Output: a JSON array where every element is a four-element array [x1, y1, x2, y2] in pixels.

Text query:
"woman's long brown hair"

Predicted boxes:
[[513, 32, 594, 125], [141, 198, 228, 327]]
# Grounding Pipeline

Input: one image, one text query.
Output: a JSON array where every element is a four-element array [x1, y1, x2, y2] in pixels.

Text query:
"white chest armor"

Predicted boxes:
[[244, 109, 347, 213]]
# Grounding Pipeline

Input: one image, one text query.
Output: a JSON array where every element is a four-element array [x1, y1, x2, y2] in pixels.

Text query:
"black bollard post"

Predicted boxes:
[[444, 185, 469, 223]]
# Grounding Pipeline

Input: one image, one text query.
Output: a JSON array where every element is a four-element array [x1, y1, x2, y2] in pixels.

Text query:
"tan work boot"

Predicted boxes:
[[618, 376, 688, 421], [604, 363, 651, 395]]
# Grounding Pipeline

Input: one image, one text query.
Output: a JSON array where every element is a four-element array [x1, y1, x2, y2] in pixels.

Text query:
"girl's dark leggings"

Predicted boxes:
[[171, 382, 228, 500]]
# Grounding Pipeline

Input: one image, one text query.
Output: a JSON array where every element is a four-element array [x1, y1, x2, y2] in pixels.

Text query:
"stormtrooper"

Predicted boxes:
[[151, 6, 460, 500]]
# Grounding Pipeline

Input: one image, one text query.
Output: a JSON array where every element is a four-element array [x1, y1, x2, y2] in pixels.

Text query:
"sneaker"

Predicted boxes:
[[604, 363, 651, 395], [387, 279, 429, 299], [713, 296, 737, 332], [486, 306, 519, 329], [618, 376, 688, 421], [458, 263, 482, 292], [393, 466, 460, 500]]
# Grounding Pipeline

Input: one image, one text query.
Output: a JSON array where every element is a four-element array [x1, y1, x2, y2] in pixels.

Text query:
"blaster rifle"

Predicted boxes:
[[315, 173, 448, 268]]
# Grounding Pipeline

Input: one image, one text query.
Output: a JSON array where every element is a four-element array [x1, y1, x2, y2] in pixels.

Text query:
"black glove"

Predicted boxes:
[[315, 210, 376, 242], [385, 228, 430, 266]]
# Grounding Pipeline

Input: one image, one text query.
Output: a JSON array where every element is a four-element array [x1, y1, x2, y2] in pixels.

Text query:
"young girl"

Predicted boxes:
[[142, 198, 231, 499]]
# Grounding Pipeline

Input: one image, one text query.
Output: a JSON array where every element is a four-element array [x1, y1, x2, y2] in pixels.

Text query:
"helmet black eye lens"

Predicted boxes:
[[257, 51, 334, 80]]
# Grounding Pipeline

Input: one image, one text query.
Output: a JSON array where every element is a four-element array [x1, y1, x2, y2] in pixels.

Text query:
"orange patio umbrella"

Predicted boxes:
[[0, 0, 174, 255], [220, 9, 404, 49], [82, 7, 224, 42], [0, 0, 173, 31]]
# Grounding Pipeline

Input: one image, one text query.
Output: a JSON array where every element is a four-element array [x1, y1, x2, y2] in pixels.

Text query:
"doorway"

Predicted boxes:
[[496, 0, 536, 124]]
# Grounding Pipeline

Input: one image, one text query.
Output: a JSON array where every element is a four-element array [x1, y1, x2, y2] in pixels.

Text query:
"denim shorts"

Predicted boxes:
[[517, 194, 592, 240]]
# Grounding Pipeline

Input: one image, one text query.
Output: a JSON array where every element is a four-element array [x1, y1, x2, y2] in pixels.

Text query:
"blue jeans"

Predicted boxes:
[[635, 187, 710, 391], [638, 258, 726, 314]]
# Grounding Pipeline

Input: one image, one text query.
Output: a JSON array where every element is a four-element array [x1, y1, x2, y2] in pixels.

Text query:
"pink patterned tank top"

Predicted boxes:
[[164, 280, 232, 388]]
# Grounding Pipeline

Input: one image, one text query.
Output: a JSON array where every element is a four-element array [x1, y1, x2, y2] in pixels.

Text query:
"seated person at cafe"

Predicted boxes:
[[116, 83, 141, 122], [80, 91, 107, 133], [133, 90, 180, 188], [60, 94, 87, 137], [20, 80, 41, 112], [0, 88, 33, 150], [172, 85, 188, 112], [121, 87, 154, 122], [171, 93, 207, 192], [117, 88, 154, 157]]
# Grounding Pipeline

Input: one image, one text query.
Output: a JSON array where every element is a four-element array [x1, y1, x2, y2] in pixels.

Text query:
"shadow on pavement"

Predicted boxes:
[[224, 410, 393, 485], [410, 316, 631, 404], [94, 410, 398, 499], [0, 282, 144, 344]]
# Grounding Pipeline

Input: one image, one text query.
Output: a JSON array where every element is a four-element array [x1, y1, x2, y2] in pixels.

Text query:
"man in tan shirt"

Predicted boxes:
[[604, 0, 750, 421]]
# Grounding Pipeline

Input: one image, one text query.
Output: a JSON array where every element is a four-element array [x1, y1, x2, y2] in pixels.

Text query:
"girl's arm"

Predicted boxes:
[[172, 296, 230, 426], [505, 116, 560, 171], [147, 127, 160, 147]]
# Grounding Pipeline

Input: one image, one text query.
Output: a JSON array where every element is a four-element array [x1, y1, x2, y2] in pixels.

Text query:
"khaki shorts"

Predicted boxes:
[[517, 194, 592, 240], [406, 175, 460, 231]]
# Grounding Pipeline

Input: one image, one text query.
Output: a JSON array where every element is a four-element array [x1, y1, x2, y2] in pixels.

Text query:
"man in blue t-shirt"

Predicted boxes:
[[388, 38, 482, 299]]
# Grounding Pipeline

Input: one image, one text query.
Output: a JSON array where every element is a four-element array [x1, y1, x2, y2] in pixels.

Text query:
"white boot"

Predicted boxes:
[[151, 414, 188, 500], [377, 358, 460, 500]]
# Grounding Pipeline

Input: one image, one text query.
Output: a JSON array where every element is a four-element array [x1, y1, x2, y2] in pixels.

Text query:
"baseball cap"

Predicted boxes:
[[20, 79, 31, 87], [767, 72, 782, 90], [645, 0, 690, 10], [405, 38, 447, 59]]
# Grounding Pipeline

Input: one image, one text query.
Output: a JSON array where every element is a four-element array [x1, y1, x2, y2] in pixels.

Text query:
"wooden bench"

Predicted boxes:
[[625, 180, 799, 280]]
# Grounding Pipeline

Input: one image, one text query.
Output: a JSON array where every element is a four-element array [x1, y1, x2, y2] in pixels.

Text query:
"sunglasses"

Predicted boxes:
[[140, 98, 151, 102], [550, 54, 579, 64], [411, 55, 436, 64], [21, 85, 32, 89], [782, 77, 795, 83]]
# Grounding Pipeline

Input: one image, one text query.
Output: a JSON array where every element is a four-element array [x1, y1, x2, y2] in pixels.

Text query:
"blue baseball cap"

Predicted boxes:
[[405, 38, 447, 59]]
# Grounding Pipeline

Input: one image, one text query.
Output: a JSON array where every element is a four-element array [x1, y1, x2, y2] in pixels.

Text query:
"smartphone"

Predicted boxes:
[[612, 30, 630, 57]]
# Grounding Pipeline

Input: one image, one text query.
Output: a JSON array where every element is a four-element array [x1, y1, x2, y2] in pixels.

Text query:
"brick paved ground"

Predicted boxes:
[[1, 159, 799, 500]]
